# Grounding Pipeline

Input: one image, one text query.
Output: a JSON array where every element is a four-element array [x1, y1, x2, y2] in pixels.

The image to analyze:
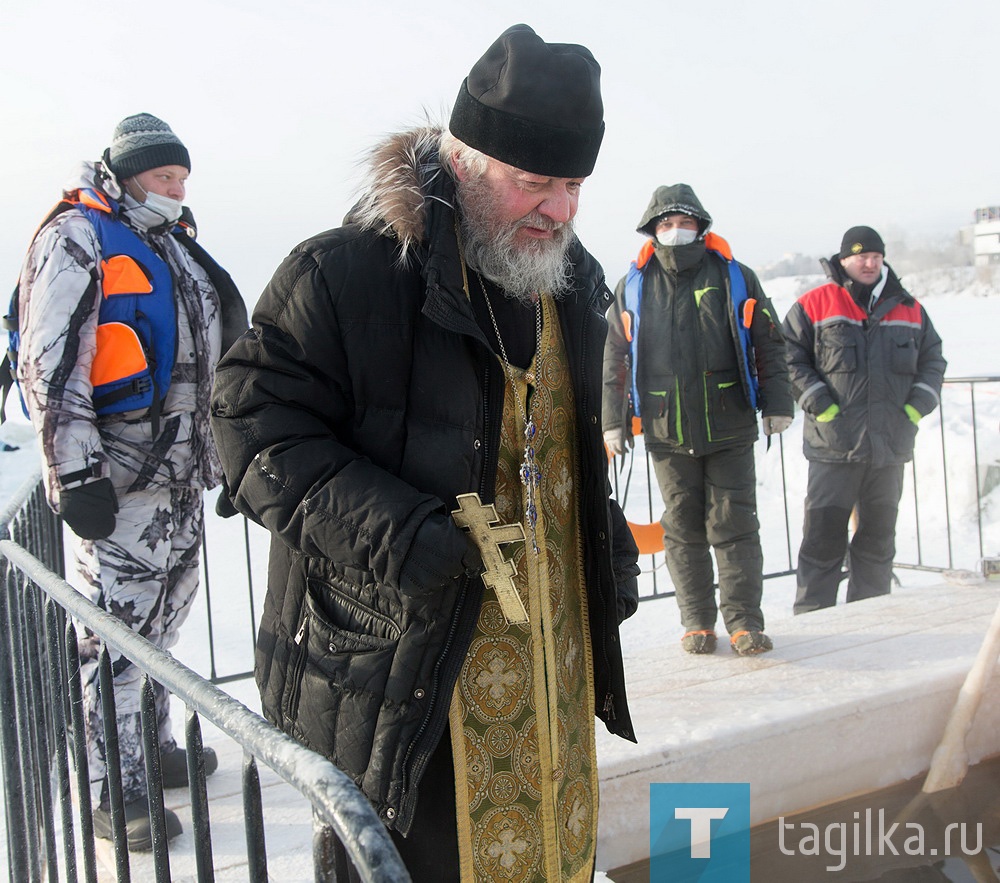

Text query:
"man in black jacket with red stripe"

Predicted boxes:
[[783, 226, 946, 613]]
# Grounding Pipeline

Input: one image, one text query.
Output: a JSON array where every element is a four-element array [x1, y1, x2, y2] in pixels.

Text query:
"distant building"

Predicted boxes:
[[973, 206, 1000, 266]]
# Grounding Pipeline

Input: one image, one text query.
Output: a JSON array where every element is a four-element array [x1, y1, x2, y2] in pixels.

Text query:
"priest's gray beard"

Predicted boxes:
[[457, 176, 575, 304]]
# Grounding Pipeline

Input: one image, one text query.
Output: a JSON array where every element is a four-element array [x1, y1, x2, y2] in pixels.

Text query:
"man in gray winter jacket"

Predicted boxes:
[[211, 25, 639, 883], [783, 226, 946, 613], [602, 184, 793, 656], [14, 113, 246, 849]]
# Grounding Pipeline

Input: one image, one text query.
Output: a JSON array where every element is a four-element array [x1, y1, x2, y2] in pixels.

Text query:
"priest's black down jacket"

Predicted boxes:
[[210, 128, 640, 835]]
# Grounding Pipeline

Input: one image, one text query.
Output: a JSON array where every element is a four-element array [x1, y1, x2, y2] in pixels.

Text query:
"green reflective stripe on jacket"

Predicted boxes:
[[674, 379, 683, 444]]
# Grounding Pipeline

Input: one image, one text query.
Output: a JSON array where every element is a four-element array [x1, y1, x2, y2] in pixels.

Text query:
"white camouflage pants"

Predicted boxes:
[[73, 485, 204, 807]]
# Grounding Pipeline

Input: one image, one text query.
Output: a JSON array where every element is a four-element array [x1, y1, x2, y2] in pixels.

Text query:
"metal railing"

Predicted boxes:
[[0, 472, 409, 883], [609, 376, 1000, 600], [901, 375, 1000, 572], [136, 376, 1000, 679]]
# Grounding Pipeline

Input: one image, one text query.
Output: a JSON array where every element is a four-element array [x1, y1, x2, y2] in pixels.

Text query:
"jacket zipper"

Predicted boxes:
[[399, 354, 498, 826], [400, 572, 468, 786], [132, 308, 163, 437], [286, 612, 309, 722], [580, 279, 619, 724]]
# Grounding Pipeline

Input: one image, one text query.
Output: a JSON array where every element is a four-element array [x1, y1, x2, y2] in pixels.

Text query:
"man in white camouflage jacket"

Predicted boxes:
[[15, 113, 247, 850]]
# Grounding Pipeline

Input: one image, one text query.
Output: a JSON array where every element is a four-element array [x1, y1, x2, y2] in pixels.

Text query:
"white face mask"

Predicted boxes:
[[656, 227, 698, 247], [123, 178, 184, 228], [141, 191, 184, 225]]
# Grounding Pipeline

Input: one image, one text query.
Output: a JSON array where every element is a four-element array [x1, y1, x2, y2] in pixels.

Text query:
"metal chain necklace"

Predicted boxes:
[[476, 272, 543, 554]]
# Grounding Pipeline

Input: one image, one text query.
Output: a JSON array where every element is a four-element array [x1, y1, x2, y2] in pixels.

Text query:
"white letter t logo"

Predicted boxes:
[[674, 807, 729, 858]]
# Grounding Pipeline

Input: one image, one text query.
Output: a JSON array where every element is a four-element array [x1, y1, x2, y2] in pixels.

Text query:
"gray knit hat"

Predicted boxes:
[[106, 113, 190, 180]]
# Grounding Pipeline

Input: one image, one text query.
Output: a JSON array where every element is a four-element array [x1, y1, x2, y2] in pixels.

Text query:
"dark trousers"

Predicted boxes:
[[794, 460, 905, 614], [651, 445, 765, 635]]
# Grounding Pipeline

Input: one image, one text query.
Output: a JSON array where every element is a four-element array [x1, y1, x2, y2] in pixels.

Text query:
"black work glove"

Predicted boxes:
[[214, 478, 239, 518], [59, 478, 118, 540], [399, 513, 483, 597]]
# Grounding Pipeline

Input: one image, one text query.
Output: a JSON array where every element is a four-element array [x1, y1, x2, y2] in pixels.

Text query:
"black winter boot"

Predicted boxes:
[[93, 796, 183, 852], [160, 744, 219, 789]]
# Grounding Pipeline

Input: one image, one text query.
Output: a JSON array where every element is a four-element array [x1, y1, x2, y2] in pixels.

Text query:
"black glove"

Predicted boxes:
[[59, 478, 118, 540], [215, 478, 239, 518], [616, 574, 639, 624], [400, 513, 482, 596]]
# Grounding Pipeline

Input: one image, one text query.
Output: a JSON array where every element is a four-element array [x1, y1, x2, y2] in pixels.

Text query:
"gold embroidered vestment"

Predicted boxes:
[[449, 294, 598, 882]]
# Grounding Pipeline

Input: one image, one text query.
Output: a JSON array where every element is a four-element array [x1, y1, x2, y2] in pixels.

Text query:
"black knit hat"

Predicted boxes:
[[106, 113, 190, 180], [839, 225, 885, 259], [449, 24, 604, 178]]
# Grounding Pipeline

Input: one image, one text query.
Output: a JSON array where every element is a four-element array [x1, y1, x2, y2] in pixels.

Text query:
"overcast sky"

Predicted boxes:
[[2, 0, 996, 300]]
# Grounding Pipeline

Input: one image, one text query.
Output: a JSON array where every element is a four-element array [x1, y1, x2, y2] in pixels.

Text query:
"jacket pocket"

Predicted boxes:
[[808, 411, 853, 454], [817, 326, 857, 373], [91, 322, 149, 387], [888, 407, 919, 457], [102, 255, 153, 296], [889, 333, 919, 375], [640, 374, 678, 443], [282, 579, 401, 776], [705, 369, 756, 440]]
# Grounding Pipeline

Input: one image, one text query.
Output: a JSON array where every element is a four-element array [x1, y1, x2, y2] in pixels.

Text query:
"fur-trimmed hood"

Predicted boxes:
[[345, 126, 450, 263]]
